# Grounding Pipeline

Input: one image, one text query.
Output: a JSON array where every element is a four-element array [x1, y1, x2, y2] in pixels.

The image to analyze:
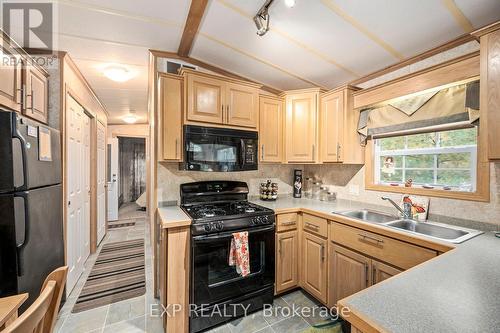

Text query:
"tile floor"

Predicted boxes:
[[54, 203, 334, 333]]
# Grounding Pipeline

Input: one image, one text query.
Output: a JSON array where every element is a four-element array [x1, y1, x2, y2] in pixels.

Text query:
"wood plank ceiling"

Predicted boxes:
[[52, 0, 500, 124]]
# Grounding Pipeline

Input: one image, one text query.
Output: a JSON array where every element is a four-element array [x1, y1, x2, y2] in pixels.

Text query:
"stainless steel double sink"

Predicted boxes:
[[334, 209, 483, 243]]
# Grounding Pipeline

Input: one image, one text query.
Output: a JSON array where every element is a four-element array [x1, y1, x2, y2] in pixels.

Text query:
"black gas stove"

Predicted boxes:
[[181, 181, 275, 333], [181, 181, 275, 236]]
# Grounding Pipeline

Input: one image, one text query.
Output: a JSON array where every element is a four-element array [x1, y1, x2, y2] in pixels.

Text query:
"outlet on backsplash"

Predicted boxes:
[[349, 184, 360, 196]]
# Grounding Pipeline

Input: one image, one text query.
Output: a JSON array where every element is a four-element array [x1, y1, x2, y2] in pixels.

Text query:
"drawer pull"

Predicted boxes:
[[358, 233, 384, 245], [305, 222, 319, 230], [281, 221, 296, 226]]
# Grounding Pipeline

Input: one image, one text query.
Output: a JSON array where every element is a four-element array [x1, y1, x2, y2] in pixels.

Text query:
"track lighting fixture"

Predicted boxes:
[[253, 0, 296, 36]]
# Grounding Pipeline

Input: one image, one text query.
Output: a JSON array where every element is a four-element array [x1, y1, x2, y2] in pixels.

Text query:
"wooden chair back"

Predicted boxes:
[[3, 266, 68, 333]]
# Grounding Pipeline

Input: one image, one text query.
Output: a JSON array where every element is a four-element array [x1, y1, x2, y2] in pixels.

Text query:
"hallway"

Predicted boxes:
[[54, 204, 162, 333]]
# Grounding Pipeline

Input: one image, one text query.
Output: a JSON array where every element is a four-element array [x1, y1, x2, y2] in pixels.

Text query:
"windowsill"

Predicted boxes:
[[365, 183, 489, 202]]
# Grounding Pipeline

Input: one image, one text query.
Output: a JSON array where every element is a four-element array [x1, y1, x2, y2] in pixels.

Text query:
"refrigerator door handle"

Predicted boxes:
[[12, 127, 29, 190], [15, 193, 30, 276]]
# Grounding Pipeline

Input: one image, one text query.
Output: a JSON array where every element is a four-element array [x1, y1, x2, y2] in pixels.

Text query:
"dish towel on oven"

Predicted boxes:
[[229, 231, 250, 277]]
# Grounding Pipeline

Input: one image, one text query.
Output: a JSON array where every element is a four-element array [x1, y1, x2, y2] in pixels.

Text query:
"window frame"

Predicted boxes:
[[365, 126, 490, 202], [374, 129, 478, 191]]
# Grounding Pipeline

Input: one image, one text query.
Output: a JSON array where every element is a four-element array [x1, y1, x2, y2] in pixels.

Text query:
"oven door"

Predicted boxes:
[[191, 225, 275, 306]]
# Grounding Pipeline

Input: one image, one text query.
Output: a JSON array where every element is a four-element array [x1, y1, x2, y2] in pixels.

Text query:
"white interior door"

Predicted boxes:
[[66, 95, 90, 295], [107, 137, 119, 221], [97, 122, 107, 244]]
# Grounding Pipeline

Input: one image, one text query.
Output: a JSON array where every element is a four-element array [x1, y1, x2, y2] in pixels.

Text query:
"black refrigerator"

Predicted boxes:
[[0, 109, 64, 313]]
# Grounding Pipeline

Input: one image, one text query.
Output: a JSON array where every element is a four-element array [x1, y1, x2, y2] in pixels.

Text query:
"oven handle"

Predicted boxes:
[[192, 225, 275, 243]]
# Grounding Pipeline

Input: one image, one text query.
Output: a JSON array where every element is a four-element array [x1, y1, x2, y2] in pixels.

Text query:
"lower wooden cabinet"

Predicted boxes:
[[372, 259, 402, 284], [328, 244, 370, 307], [275, 230, 298, 293], [302, 231, 328, 304]]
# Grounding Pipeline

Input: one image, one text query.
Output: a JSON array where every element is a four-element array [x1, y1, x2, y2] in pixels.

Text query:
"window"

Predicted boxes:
[[374, 127, 477, 192]]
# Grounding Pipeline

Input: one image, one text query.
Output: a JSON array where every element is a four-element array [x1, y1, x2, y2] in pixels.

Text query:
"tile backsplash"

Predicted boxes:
[[304, 163, 500, 226], [157, 162, 302, 203]]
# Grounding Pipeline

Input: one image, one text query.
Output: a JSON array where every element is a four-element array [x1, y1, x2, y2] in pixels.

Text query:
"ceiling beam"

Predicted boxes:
[[149, 49, 282, 95], [178, 0, 209, 57]]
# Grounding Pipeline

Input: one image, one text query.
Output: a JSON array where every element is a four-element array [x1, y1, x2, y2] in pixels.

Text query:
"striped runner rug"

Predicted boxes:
[[108, 219, 136, 229], [72, 239, 146, 313]]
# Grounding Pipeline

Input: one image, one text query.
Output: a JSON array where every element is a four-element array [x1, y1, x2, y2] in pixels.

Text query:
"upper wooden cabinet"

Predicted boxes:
[[182, 69, 260, 129], [160, 73, 183, 161], [259, 96, 283, 163], [0, 33, 49, 123], [226, 83, 258, 128], [320, 86, 363, 164], [473, 22, 500, 160], [186, 74, 224, 124], [284, 89, 320, 163], [0, 41, 23, 113], [23, 64, 49, 123]]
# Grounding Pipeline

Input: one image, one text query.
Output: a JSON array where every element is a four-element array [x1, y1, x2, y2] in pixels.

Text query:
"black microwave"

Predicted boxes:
[[182, 125, 258, 172]]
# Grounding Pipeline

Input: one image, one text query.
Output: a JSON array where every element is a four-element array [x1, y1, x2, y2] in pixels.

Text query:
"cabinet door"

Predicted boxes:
[[372, 260, 402, 284], [302, 232, 327, 303], [259, 96, 282, 162], [341, 88, 364, 164], [0, 42, 22, 113], [285, 92, 318, 162], [226, 83, 258, 128], [186, 74, 224, 124], [23, 64, 49, 123], [320, 91, 343, 162], [276, 230, 298, 293], [160, 74, 183, 161], [329, 244, 371, 306]]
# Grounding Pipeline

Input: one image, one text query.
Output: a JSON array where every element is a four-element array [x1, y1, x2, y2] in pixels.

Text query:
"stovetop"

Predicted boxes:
[[183, 201, 272, 222]]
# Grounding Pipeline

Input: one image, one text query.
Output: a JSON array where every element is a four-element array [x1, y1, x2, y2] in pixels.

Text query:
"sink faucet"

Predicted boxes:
[[381, 196, 413, 219]]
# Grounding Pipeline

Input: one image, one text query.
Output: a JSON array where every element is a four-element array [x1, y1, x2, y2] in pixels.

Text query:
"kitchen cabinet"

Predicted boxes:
[[329, 244, 371, 306], [259, 96, 283, 163], [226, 83, 258, 128], [160, 73, 183, 161], [284, 89, 320, 163], [23, 64, 49, 124], [185, 73, 225, 124], [0, 40, 23, 113], [372, 260, 402, 284], [182, 69, 260, 129], [276, 230, 299, 293], [473, 22, 500, 160], [302, 229, 328, 304], [319, 86, 363, 164]]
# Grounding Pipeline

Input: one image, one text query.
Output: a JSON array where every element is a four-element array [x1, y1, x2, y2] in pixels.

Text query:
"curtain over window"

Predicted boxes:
[[357, 80, 480, 144]]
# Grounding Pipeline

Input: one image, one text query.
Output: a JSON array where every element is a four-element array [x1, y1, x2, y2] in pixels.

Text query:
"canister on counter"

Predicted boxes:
[[293, 169, 302, 198]]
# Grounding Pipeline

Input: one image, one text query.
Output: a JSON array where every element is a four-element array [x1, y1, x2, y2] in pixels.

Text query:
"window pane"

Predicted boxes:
[[407, 133, 437, 149], [380, 169, 403, 183], [439, 128, 477, 147], [438, 153, 470, 169], [379, 156, 403, 168], [406, 155, 434, 168], [437, 170, 471, 187], [405, 170, 434, 184], [379, 136, 405, 151]]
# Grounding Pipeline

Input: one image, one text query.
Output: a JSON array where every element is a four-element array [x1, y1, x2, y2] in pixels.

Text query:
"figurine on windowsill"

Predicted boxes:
[[405, 178, 413, 188]]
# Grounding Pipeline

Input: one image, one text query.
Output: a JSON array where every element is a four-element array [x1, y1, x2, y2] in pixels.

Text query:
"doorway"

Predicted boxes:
[[107, 136, 147, 225]]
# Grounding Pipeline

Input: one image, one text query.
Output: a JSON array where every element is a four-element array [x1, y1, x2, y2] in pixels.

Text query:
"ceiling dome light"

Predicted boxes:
[[104, 65, 131, 82], [284, 0, 296, 8], [123, 114, 138, 124]]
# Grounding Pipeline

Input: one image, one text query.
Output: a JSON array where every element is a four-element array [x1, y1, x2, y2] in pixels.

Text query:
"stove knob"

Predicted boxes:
[[262, 216, 269, 224], [204, 224, 212, 232], [215, 222, 223, 231], [256, 217, 262, 225]]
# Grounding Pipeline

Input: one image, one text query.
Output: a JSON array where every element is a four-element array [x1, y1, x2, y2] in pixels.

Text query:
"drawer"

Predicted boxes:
[[277, 213, 298, 232], [302, 213, 328, 238], [330, 222, 437, 270]]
